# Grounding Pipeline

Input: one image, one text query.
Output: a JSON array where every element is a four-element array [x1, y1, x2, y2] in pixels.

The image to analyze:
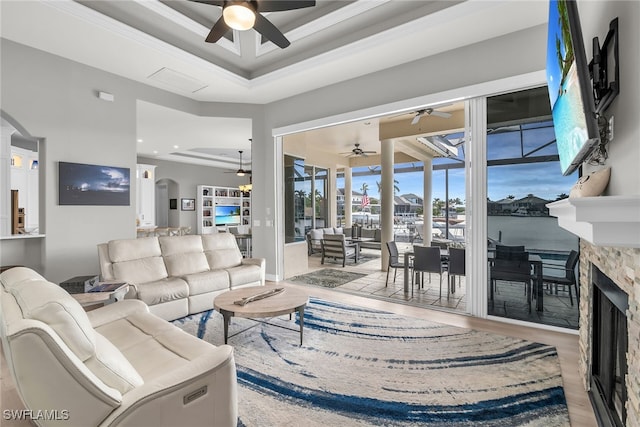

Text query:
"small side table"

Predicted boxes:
[[71, 283, 129, 308]]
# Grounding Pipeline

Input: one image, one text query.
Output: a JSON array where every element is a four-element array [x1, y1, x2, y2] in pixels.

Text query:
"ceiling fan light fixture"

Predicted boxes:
[[236, 170, 246, 177], [223, 2, 256, 31]]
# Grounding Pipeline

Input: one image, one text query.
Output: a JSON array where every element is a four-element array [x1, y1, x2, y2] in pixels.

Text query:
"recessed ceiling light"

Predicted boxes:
[[137, 139, 143, 143], [153, 150, 159, 154], [173, 145, 179, 149]]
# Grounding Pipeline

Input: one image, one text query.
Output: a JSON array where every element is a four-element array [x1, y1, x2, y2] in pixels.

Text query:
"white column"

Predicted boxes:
[[0, 127, 14, 236], [329, 168, 337, 226], [381, 139, 394, 271], [467, 98, 488, 318], [422, 156, 433, 245], [344, 166, 352, 227]]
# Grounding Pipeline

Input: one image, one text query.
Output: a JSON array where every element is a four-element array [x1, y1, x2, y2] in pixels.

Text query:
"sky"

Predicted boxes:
[[340, 120, 578, 204]]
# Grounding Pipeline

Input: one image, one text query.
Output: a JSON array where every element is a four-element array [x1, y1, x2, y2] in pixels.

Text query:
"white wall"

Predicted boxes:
[[579, 1, 640, 196], [0, 40, 254, 283]]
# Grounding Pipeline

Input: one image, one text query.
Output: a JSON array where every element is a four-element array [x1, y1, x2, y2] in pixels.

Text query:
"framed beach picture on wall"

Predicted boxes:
[[59, 161, 130, 206], [181, 198, 195, 211]]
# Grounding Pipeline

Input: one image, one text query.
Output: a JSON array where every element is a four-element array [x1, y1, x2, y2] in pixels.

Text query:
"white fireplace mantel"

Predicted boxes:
[[547, 195, 640, 248]]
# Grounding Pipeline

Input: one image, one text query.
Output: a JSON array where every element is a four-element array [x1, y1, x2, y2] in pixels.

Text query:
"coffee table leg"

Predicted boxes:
[[297, 306, 305, 346], [221, 310, 231, 344]]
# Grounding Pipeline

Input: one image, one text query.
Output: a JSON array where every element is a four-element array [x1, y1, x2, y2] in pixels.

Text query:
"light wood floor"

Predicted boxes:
[[1, 284, 596, 426]]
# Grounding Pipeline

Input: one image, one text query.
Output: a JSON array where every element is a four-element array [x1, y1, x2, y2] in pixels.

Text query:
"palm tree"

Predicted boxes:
[[375, 179, 400, 195], [432, 198, 444, 216]]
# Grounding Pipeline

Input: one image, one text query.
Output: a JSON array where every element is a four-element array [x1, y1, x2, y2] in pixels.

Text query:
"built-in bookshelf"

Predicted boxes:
[[197, 185, 251, 234]]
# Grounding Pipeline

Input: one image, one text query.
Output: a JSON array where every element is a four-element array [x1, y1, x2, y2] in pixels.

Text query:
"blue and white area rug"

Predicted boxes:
[[173, 298, 570, 426]]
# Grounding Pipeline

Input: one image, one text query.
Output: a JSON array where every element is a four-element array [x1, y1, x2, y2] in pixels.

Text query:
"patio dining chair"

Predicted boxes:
[[385, 241, 408, 286], [542, 250, 580, 306], [490, 249, 534, 312], [412, 246, 447, 298], [448, 247, 465, 293]]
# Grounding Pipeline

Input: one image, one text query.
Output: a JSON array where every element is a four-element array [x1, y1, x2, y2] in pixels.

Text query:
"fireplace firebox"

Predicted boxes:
[[590, 266, 628, 427]]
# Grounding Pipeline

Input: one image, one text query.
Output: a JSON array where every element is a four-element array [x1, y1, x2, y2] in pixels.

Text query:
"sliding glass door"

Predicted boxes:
[[485, 87, 580, 329], [284, 154, 329, 243]]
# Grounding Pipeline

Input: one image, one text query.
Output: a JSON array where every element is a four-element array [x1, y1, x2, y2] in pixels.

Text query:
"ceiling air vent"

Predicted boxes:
[[147, 67, 208, 93]]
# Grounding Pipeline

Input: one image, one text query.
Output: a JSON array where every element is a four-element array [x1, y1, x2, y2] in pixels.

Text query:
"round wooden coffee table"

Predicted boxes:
[[214, 286, 309, 345]]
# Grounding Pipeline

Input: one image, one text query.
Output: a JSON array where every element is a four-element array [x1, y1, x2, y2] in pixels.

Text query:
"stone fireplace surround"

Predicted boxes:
[[578, 242, 640, 426]]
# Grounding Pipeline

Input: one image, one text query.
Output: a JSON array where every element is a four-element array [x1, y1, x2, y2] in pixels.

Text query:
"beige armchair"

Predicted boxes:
[[0, 267, 237, 427]]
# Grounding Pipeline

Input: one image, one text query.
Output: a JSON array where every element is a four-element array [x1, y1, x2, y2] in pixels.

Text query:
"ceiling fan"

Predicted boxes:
[[340, 143, 376, 157], [225, 150, 252, 176], [409, 107, 452, 125], [188, 0, 316, 49]]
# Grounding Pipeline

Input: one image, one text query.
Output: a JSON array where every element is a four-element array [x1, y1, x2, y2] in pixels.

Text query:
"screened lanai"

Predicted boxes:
[[281, 86, 580, 330]]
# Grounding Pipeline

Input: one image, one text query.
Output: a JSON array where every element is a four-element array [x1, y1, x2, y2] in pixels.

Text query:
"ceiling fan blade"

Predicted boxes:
[[188, 0, 225, 6], [258, 1, 316, 12], [410, 114, 421, 125], [205, 17, 230, 43], [430, 110, 452, 119], [253, 13, 290, 48]]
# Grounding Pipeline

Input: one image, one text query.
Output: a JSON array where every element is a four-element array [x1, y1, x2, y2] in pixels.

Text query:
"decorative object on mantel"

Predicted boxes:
[[569, 167, 610, 198]]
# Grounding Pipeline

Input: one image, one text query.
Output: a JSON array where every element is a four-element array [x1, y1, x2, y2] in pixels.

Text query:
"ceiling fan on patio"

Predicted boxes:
[[408, 107, 452, 125], [189, 0, 316, 48], [340, 143, 376, 157]]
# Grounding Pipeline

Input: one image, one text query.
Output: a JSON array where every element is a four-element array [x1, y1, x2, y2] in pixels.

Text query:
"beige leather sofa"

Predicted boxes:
[[98, 233, 265, 321], [0, 267, 238, 427]]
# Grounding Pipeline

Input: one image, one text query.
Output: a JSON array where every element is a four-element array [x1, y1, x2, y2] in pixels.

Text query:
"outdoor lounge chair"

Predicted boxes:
[[321, 234, 358, 267]]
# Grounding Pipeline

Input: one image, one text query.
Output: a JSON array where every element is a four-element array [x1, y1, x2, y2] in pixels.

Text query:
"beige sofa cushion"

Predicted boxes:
[[10, 280, 95, 361], [86, 333, 144, 394], [226, 265, 262, 287], [201, 233, 243, 269], [108, 237, 161, 262], [183, 270, 230, 295], [0, 267, 46, 289], [135, 278, 189, 306], [96, 311, 218, 381], [160, 235, 209, 277], [163, 253, 210, 277], [158, 235, 204, 256], [112, 257, 168, 284]]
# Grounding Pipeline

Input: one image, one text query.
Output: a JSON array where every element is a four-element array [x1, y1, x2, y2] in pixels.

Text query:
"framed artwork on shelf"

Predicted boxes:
[[181, 198, 195, 211], [169, 199, 177, 210]]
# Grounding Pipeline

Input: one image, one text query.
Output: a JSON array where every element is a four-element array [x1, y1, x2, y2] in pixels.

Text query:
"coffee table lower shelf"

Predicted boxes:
[[214, 286, 309, 346]]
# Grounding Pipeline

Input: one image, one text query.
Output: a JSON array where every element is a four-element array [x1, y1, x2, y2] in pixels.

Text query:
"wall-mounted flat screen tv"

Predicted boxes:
[[215, 205, 241, 226], [59, 161, 130, 205], [546, 0, 600, 176]]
